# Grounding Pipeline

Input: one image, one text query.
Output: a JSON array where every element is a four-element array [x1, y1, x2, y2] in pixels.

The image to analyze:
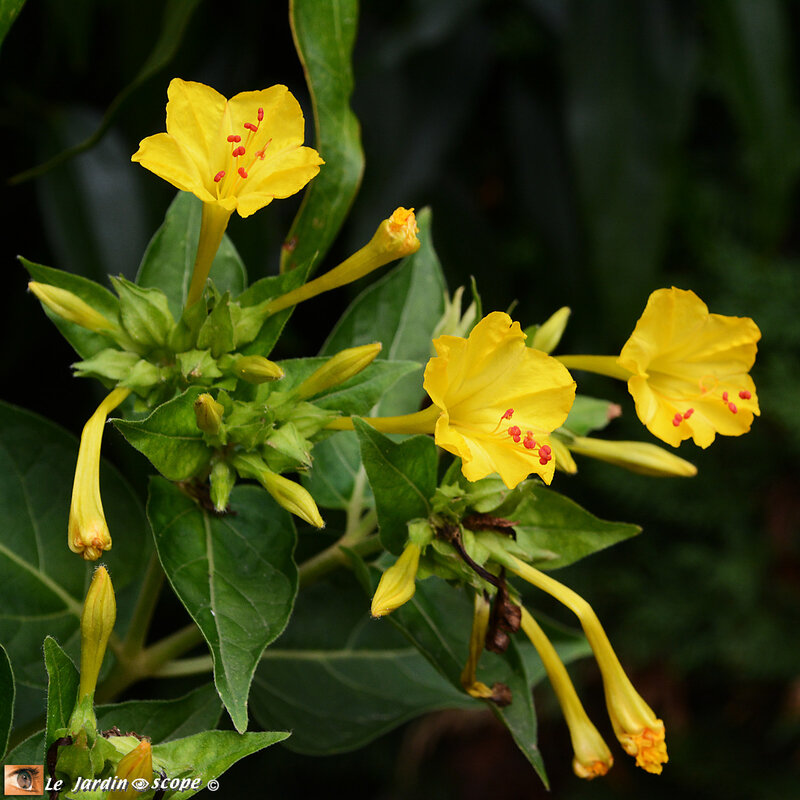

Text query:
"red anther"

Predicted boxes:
[[739, 390, 751, 400], [255, 150, 265, 159], [684, 408, 694, 418], [232, 146, 246, 157], [257, 107, 264, 121], [213, 171, 226, 182], [728, 402, 738, 414], [501, 409, 514, 420], [227, 135, 241, 143], [539, 455, 550, 466], [244, 122, 258, 132], [523, 438, 535, 450], [672, 418, 681, 427], [238, 167, 248, 179], [539, 444, 551, 456], [722, 391, 729, 402], [508, 426, 521, 438]]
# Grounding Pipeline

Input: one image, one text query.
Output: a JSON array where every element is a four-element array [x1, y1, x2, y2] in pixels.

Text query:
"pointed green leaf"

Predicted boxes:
[[197, 295, 235, 357], [22, 258, 120, 359], [0, 401, 148, 729], [43, 637, 79, 749], [147, 479, 298, 733], [111, 276, 175, 351], [0, 0, 26, 51], [353, 419, 437, 554], [282, 0, 363, 275], [4, 731, 45, 766], [137, 191, 247, 318], [113, 388, 211, 481], [152, 730, 289, 799], [0, 643, 14, 759]]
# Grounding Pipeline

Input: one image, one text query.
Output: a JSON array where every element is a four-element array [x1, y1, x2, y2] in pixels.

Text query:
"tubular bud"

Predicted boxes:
[[371, 542, 421, 617], [109, 740, 154, 800], [233, 355, 285, 384], [194, 392, 225, 436], [549, 437, 578, 474], [266, 208, 421, 313], [69, 388, 131, 560], [296, 342, 382, 399], [233, 453, 324, 528], [460, 593, 495, 699], [567, 436, 697, 477], [29, 281, 117, 333], [531, 306, 571, 354], [210, 460, 236, 513]]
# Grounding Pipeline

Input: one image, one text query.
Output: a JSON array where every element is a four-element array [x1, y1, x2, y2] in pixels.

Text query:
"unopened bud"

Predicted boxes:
[[371, 542, 421, 617], [232, 454, 324, 528], [549, 437, 578, 474], [266, 208, 421, 314], [109, 740, 153, 800], [233, 355, 285, 384], [568, 436, 697, 477], [296, 342, 382, 399], [210, 460, 236, 513], [29, 281, 117, 334], [530, 306, 571, 354], [194, 392, 224, 435]]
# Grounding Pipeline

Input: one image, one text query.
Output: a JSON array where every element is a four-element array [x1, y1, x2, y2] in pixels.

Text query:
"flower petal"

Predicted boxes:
[[131, 132, 215, 202]]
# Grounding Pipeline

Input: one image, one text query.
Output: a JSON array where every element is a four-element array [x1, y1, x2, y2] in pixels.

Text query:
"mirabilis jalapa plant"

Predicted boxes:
[[8, 18, 761, 797]]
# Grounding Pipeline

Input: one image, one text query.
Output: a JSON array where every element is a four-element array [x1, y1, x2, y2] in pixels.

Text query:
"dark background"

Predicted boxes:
[[1, 1, 799, 797]]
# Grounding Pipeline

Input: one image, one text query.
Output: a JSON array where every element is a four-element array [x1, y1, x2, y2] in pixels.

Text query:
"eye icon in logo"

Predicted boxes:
[[4, 765, 44, 796]]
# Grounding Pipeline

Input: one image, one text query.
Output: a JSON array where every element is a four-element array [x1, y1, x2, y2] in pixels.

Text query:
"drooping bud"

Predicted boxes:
[[210, 460, 236, 513], [296, 342, 382, 399], [567, 436, 697, 477], [109, 740, 153, 800], [232, 453, 324, 528], [29, 282, 117, 333], [370, 542, 421, 617], [194, 392, 225, 436], [530, 306, 571, 354], [233, 355, 285, 384], [266, 208, 421, 313], [69, 387, 131, 560]]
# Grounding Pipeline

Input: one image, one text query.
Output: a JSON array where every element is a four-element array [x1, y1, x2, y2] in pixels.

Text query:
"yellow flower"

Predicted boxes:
[[132, 79, 323, 306], [69, 388, 131, 560], [328, 312, 576, 488], [560, 288, 760, 448]]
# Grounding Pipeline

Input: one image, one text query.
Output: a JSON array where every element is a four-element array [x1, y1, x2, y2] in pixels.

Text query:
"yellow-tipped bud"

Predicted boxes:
[[296, 342, 382, 399], [266, 208, 421, 314], [78, 566, 117, 702], [549, 437, 578, 474], [29, 281, 117, 333], [232, 454, 324, 528], [520, 608, 613, 779], [69, 387, 131, 560], [568, 436, 697, 477], [371, 542, 421, 617], [109, 740, 153, 800], [531, 306, 571, 354], [194, 392, 225, 435], [233, 355, 285, 384]]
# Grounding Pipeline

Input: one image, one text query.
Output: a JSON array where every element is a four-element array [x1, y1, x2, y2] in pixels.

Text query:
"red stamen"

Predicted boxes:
[[728, 402, 737, 414], [508, 426, 521, 438], [502, 409, 514, 420], [255, 150, 265, 159], [257, 107, 264, 121], [523, 438, 535, 450], [244, 122, 258, 132], [739, 390, 751, 400], [539, 455, 550, 466], [684, 408, 694, 418], [539, 445, 551, 456], [213, 171, 226, 182], [238, 167, 248, 179], [227, 135, 241, 143], [722, 391, 729, 402], [232, 146, 246, 157]]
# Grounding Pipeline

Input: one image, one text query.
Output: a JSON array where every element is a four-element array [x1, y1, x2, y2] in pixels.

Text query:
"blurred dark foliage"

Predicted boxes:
[[1, 0, 799, 797]]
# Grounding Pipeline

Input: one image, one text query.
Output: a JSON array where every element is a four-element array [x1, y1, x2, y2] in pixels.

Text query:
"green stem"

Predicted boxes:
[[326, 403, 440, 433], [154, 655, 214, 678], [299, 530, 381, 588], [556, 355, 633, 381], [120, 553, 164, 658]]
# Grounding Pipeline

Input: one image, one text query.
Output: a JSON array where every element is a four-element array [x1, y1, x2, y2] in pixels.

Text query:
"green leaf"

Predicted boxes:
[[563, 395, 619, 437], [147, 480, 298, 733], [152, 730, 289, 800], [4, 731, 44, 766], [300, 431, 370, 511], [9, 0, 202, 186], [95, 684, 222, 743], [137, 192, 247, 318], [113, 388, 211, 481], [22, 258, 120, 359], [353, 419, 437, 554], [197, 295, 235, 357], [110, 276, 175, 351], [0, 643, 13, 758], [43, 637, 79, 749], [282, 0, 364, 275], [0, 401, 148, 728], [511, 487, 641, 570], [251, 576, 473, 755], [0, 0, 26, 51]]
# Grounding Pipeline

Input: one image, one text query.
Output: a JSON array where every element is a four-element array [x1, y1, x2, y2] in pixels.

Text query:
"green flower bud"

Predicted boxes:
[[296, 342, 382, 399], [210, 460, 236, 513], [234, 355, 285, 384], [194, 392, 225, 436], [29, 281, 117, 333], [109, 740, 154, 800]]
